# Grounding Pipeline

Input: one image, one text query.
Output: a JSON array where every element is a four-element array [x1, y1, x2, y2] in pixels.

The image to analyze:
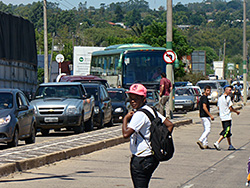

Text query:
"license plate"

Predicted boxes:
[[44, 117, 58, 123], [175, 105, 183, 108]]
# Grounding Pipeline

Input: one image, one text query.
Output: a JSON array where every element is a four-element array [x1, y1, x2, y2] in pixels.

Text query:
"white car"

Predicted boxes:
[[231, 81, 250, 99]]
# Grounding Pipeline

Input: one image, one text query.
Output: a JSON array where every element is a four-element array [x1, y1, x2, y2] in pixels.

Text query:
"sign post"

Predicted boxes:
[[56, 54, 64, 75]]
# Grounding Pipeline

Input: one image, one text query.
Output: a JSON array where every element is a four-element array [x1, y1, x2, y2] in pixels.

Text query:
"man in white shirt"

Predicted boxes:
[[122, 83, 173, 188], [214, 85, 240, 151]]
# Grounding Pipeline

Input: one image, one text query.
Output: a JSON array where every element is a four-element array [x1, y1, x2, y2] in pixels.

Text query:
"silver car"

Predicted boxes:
[[196, 80, 223, 104]]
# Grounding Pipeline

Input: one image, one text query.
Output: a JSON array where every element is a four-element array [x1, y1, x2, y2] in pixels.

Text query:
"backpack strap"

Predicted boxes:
[[138, 108, 156, 123]]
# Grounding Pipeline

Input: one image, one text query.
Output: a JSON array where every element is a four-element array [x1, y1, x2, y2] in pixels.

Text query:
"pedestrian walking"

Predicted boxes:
[[122, 83, 173, 188], [213, 85, 240, 151], [246, 156, 250, 186], [159, 72, 172, 118], [197, 85, 214, 149]]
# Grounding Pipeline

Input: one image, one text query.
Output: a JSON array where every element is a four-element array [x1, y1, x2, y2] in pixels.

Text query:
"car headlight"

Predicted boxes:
[[94, 106, 100, 114], [33, 106, 38, 114], [211, 91, 218, 97], [66, 106, 80, 115], [0, 115, 11, 126], [185, 100, 192, 103], [114, 107, 124, 113]]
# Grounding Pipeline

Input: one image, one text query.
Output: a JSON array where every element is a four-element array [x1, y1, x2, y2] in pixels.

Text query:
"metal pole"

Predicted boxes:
[[166, 0, 174, 118], [223, 39, 226, 79], [243, 0, 247, 104], [43, 0, 49, 83], [49, 32, 55, 82]]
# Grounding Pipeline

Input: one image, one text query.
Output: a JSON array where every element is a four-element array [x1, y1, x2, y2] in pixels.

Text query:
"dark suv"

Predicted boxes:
[[82, 83, 113, 128]]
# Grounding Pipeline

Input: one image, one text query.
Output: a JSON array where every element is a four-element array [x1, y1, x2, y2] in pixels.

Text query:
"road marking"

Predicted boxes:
[[183, 184, 194, 188]]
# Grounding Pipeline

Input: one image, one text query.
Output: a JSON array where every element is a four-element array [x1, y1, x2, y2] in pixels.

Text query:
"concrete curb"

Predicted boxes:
[[0, 118, 192, 177]]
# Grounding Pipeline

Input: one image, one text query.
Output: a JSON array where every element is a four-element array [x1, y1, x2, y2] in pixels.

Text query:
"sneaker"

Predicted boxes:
[[204, 145, 212, 149], [228, 145, 236, 150], [246, 181, 249, 187], [214, 142, 221, 150], [197, 141, 204, 149]]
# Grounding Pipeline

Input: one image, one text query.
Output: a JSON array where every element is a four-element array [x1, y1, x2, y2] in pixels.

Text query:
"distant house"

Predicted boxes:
[[177, 25, 191, 30]]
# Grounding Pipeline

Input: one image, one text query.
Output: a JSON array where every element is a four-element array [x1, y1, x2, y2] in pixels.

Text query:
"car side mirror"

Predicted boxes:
[[18, 105, 28, 111]]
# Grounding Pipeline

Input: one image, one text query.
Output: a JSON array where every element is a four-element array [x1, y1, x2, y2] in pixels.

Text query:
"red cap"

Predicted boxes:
[[126, 84, 147, 97]]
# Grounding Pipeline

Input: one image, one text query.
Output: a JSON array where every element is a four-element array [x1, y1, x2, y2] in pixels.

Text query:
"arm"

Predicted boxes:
[[159, 84, 164, 97], [122, 111, 135, 138], [203, 103, 214, 120], [163, 118, 174, 133], [229, 106, 240, 115]]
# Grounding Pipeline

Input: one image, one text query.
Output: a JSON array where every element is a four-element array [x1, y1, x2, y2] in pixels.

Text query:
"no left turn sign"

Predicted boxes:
[[163, 50, 176, 64]]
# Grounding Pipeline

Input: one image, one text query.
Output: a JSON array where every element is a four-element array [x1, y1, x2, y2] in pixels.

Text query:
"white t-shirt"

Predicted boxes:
[[217, 94, 233, 121], [128, 105, 166, 157]]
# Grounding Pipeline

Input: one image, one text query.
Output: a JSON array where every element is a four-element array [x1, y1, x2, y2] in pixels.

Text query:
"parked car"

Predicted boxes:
[[186, 86, 202, 109], [31, 82, 95, 135], [196, 80, 223, 104], [175, 81, 193, 87], [208, 74, 218, 80], [146, 89, 160, 111], [216, 79, 229, 88], [107, 88, 129, 123], [231, 80, 250, 99], [0, 89, 36, 147], [174, 87, 198, 111], [83, 83, 113, 128]]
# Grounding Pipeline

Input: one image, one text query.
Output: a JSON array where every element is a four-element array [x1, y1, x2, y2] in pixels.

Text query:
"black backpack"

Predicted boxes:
[[138, 108, 174, 162]]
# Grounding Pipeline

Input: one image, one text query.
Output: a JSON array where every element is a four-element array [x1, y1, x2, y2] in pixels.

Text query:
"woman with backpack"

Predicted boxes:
[[122, 83, 173, 188]]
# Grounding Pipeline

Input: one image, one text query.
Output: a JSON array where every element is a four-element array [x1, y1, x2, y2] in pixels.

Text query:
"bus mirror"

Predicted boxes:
[[117, 61, 122, 69]]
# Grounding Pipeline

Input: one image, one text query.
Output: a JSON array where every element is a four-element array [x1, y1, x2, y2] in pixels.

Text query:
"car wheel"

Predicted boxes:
[[41, 129, 50, 136], [25, 124, 36, 144], [85, 111, 94, 132], [7, 128, 19, 147], [74, 116, 85, 134]]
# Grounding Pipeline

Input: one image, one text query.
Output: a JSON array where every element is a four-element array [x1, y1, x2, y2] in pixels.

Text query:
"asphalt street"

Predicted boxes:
[[0, 103, 249, 188]]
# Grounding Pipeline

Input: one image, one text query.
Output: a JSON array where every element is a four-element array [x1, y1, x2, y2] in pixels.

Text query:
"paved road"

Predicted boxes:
[[0, 103, 248, 187]]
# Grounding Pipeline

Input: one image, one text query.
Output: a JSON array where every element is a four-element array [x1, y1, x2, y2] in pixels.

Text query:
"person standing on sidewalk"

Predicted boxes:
[[122, 83, 173, 188], [159, 72, 172, 118], [214, 85, 240, 151], [197, 85, 214, 149]]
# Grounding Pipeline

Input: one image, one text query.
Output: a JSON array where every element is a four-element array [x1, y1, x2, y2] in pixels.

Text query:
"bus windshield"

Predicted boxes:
[[123, 51, 166, 85]]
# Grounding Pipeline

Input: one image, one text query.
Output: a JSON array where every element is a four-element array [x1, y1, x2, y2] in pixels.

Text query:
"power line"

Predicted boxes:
[[62, 0, 76, 9], [53, 0, 71, 10]]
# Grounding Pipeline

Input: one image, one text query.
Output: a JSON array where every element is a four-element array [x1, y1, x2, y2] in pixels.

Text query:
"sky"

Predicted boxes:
[[1, 0, 204, 10]]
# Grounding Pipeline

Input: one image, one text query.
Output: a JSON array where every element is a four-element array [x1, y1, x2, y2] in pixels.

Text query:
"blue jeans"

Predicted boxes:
[[130, 155, 159, 188]]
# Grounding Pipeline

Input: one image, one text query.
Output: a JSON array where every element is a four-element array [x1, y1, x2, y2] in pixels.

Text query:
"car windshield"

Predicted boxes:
[[0, 93, 13, 109], [197, 82, 217, 89], [84, 87, 98, 101], [34, 85, 81, 99], [108, 90, 126, 102], [175, 88, 193, 96], [218, 81, 228, 87], [175, 82, 188, 87]]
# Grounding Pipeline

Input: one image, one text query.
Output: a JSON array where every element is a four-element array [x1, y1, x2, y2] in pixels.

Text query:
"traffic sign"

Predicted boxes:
[[56, 54, 64, 63], [163, 50, 176, 64]]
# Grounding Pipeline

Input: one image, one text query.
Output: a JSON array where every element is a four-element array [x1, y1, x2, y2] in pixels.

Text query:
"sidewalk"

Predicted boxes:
[[0, 102, 249, 188], [0, 117, 192, 177]]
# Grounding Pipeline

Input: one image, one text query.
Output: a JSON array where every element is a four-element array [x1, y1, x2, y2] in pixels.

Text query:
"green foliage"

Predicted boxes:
[[37, 68, 44, 84], [176, 72, 208, 85]]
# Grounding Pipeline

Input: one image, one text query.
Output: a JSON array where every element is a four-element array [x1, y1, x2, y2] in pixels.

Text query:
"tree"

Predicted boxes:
[[125, 9, 141, 27], [114, 5, 123, 22]]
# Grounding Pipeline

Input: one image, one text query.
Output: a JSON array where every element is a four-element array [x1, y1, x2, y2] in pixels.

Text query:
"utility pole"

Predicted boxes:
[[223, 39, 226, 79], [49, 32, 55, 82], [43, 0, 49, 83], [243, 0, 247, 104], [166, 0, 174, 118]]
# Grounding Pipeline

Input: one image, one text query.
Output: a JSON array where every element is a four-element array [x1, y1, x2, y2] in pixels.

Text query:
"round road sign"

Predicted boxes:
[[79, 57, 84, 62], [56, 54, 65, 63], [163, 50, 176, 64]]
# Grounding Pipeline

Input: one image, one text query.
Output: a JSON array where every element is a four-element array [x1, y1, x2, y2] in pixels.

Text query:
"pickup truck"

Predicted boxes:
[[31, 82, 95, 135]]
